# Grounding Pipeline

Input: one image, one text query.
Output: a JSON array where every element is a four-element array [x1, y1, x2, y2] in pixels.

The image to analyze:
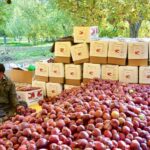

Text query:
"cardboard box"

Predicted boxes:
[[8, 69, 34, 84], [71, 43, 89, 64], [128, 41, 148, 66], [83, 63, 101, 83], [139, 66, 150, 84], [46, 83, 62, 97], [90, 40, 108, 64], [17, 88, 43, 106], [65, 64, 82, 85], [35, 62, 49, 82], [54, 42, 71, 63], [49, 63, 64, 83], [74, 26, 99, 43], [102, 65, 119, 81], [32, 80, 46, 96], [64, 84, 79, 90], [108, 40, 127, 65], [119, 66, 138, 83], [149, 42, 150, 65], [35, 62, 49, 76]]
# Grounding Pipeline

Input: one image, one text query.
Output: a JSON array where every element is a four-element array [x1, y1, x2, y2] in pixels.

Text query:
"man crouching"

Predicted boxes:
[[0, 63, 26, 123]]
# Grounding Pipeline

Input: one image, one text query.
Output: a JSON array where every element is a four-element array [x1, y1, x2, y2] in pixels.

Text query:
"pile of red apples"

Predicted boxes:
[[0, 79, 150, 150]]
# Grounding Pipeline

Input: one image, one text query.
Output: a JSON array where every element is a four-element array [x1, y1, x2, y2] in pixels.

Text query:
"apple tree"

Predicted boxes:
[[56, 0, 150, 38]]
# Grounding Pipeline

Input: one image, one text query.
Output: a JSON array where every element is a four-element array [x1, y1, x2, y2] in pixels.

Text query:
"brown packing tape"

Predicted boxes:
[[90, 56, 107, 64], [66, 79, 81, 86], [54, 57, 71, 63], [35, 75, 49, 82], [74, 58, 89, 64], [83, 78, 94, 83], [108, 57, 126, 65], [49, 77, 64, 84], [128, 59, 148, 66], [139, 82, 150, 85]]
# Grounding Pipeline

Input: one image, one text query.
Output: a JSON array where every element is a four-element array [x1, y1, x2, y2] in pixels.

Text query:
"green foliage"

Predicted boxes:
[[4, 0, 75, 42], [55, 0, 104, 26], [0, 0, 150, 39], [139, 21, 150, 37], [56, 0, 150, 37], [0, 1, 12, 36]]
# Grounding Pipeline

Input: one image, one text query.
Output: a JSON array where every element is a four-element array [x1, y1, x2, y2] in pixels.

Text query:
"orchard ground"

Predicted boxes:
[[0, 37, 54, 68]]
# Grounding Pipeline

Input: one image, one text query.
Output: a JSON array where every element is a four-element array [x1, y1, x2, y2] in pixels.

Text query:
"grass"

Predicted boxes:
[[5, 42, 34, 47], [0, 42, 52, 47], [1, 43, 54, 64], [0, 37, 53, 47], [4, 42, 53, 47], [12, 49, 54, 61]]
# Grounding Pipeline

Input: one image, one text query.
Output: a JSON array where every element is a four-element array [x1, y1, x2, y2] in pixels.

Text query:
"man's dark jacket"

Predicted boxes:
[[0, 75, 19, 117]]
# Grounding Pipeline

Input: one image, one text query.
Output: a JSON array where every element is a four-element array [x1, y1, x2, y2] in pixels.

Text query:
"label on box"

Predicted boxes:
[[108, 41, 127, 58], [49, 63, 64, 78], [90, 41, 108, 57], [32, 80, 46, 96], [65, 64, 81, 80], [83, 63, 101, 79], [102, 65, 119, 81], [55, 42, 71, 57], [17, 89, 43, 106], [35, 62, 49, 77], [139, 67, 150, 84], [128, 42, 148, 59], [46, 83, 62, 97], [90, 26, 99, 40], [119, 66, 138, 83], [71, 43, 89, 62]]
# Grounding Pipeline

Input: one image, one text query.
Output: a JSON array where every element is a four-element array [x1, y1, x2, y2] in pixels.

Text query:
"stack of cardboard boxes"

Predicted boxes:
[[32, 62, 63, 97], [32, 26, 150, 97]]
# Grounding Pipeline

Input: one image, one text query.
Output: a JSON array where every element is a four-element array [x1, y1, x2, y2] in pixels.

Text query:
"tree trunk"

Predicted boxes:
[[40, 38, 43, 44], [45, 37, 49, 42], [33, 36, 36, 45], [129, 21, 142, 38], [3, 36, 7, 44], [18, 37, 22, 42], [28, 37, 30, 43]]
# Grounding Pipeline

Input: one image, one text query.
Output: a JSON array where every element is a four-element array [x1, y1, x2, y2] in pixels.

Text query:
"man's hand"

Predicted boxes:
[[16, 105, 26, 114], [16, 101, 28, 115]]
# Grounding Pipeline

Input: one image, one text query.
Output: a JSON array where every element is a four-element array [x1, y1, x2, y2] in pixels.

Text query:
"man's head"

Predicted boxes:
[[0, 64, 5, 80]]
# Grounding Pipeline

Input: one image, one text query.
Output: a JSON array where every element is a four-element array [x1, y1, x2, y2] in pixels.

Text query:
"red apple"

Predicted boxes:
[[103, 130, 112, 138], [122, 126, 130, 134]]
